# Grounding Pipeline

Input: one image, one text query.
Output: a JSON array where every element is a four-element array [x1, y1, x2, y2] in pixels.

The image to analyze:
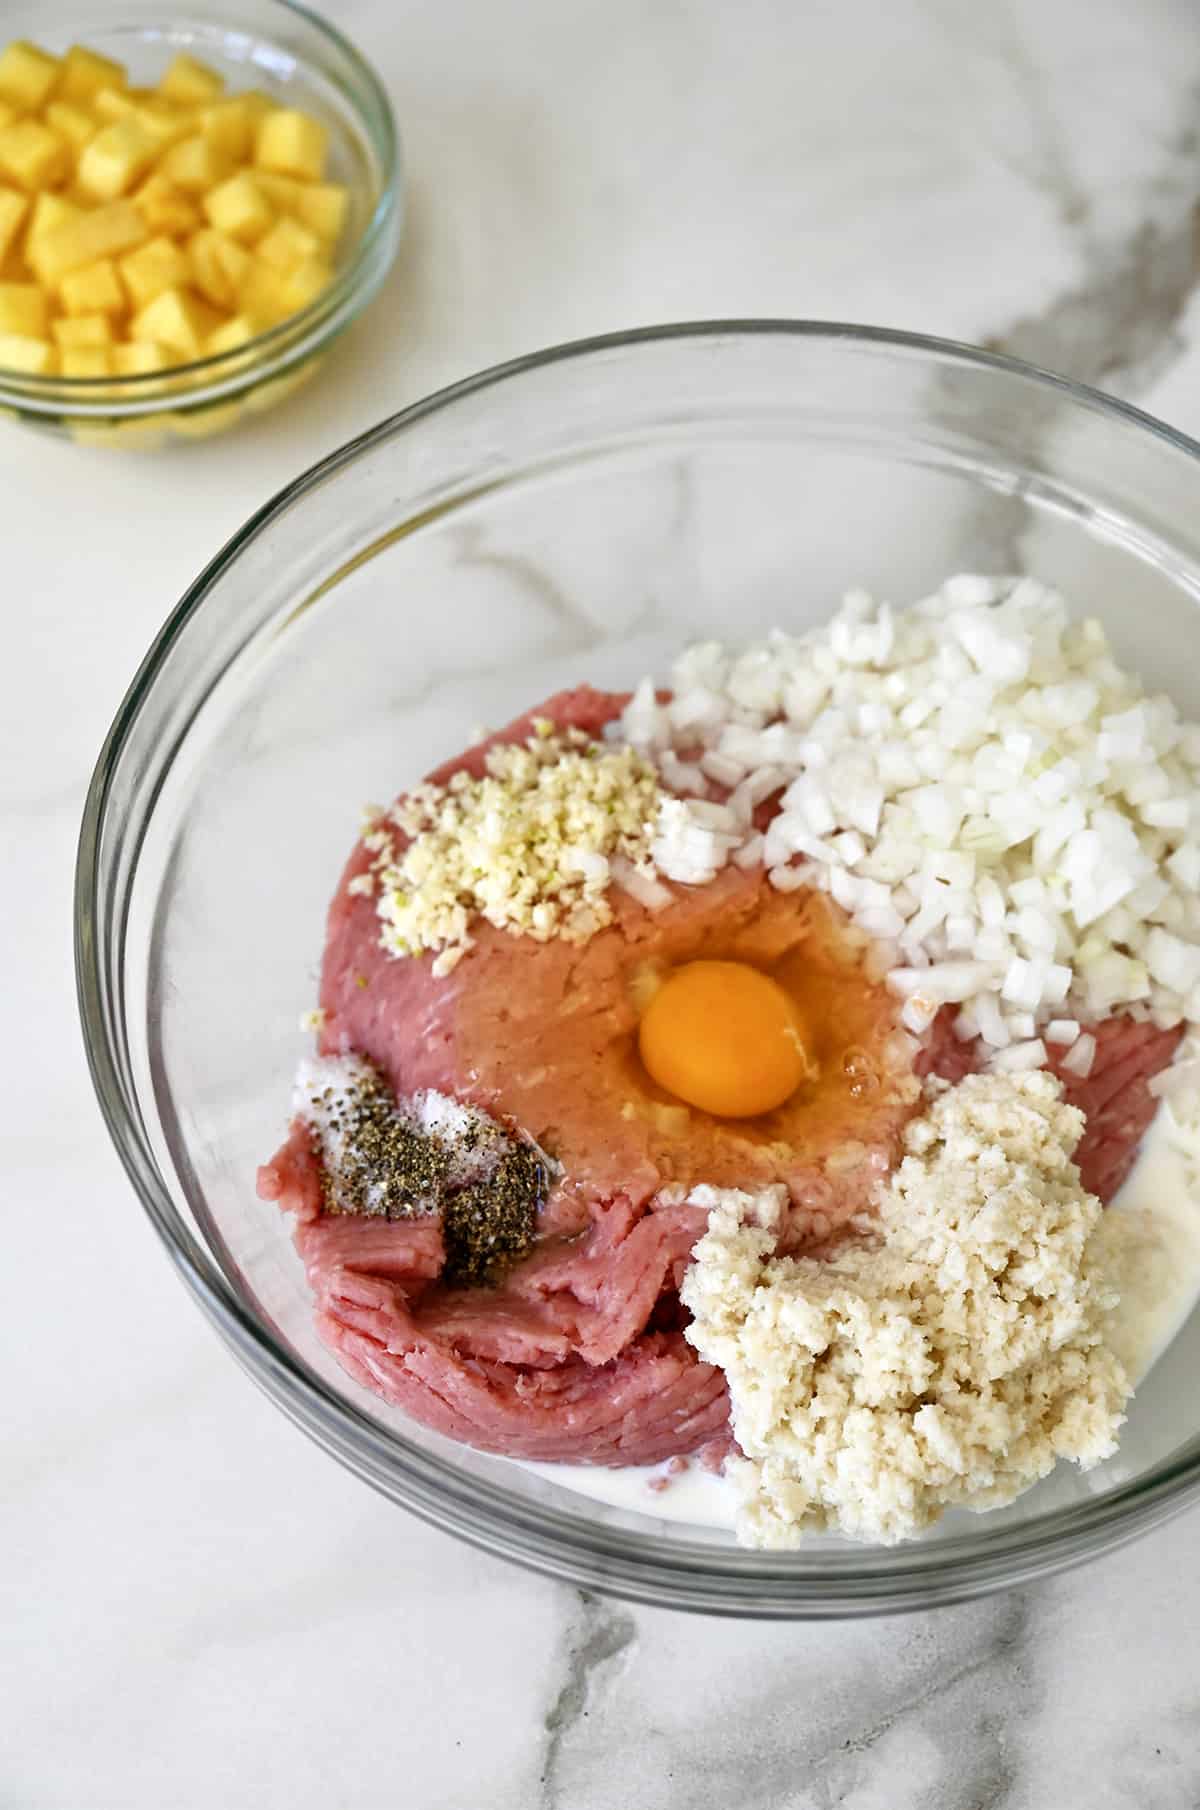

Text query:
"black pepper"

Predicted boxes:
[[309, 1058, 544, 1284], [441, 1142, 546, 1287]]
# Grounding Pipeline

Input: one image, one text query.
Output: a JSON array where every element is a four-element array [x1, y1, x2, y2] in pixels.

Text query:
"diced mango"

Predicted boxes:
[[60, 46, 127, 104], [187, 226, 249, 307], [158, 53, 224, 108], [60, 256, 125, 316], [93, 85, 138, 123], [255, 108, 327, 181], [200, 98, 254, 162], [0, 34, 351, 397], [205, 312, 257, 356], [240, 90, 278, 123], [241, 255, 332, 326], [255, 214, 320, 274], [77, 118, 162, 200], [0, 41, 60, 111], [29, 199, 147, 285], [0, 121, 71, 192], [202, 169, 273, 243], [119, 233, 190, 308], [130, 284, 219, 356], [280, 256, 332, 313], [128, 102, 194, 152], [61, 344, 112, 377], [0, 186, 27, 262], [52, 312, 113, 348], [160, 133, 228, 194], [0, 280, 46, 336], [26, 191, 80, 244], [238, 257, 291, 325], [112, 337, 170, 374], [251, 170, 301, 210], [0, 330, 55, 373], [292, 181, 348, 244], [45, 102, 98, 152], [133, 170, 200, 237]]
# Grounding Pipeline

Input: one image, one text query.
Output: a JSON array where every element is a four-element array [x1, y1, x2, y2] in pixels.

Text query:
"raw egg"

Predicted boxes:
[[638, 959, 812, 1118]]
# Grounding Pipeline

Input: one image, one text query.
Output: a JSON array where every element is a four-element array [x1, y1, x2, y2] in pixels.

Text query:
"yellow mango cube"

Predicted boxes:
[[238, 257, 291, 325], [78, 118, 160, 200], [61, 256, 125, 316], [133, 171, 200, 237], [241, 90, 278, 121], [202, 170, 273, 243], [201, 98, 254, 162], [205, 312, 257, 356], [26, 191, 80, 244], [291, 181, 348, 244], [60, 46, 127, 103], [0, 41, 60, 112], [0, 101, 17, 133], [119, 233, 191, 308], [61, 344, 112, 377], [30, 199, 147, 285], [240, 255, 331, 326], [255, 108, 327, 181], [45, 102, 98, 152], [93, 85, 138, 123], [111, 342, 168, 379], [0, 121, 70, 192], [160, 133, 228, 194], [251, 170, 301, 210], [158, 53, 224, 108], [52, 312, 113, 348], [0, 280, 46, 336], [128, 102, 194, 151], [255, 214, 320, 274], [0, 186, 28, 262], [187, 226, 250, 308], [281, 256, 332, 313], [113, 337, 170, 374], [130, 284, 219, 356], [0, 330, 55, 374]]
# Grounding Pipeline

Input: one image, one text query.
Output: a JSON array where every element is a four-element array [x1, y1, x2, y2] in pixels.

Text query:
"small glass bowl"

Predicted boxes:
[[77, 323, 1200, 1616], [0, 0, 400, 448]]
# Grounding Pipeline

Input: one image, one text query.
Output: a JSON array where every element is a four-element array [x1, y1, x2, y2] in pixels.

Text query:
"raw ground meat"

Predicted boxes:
[[259, 689, 1185, 1468], [918, 1011, 1184, 1203]]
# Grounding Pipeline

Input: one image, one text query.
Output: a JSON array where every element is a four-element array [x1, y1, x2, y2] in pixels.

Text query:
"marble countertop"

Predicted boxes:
[[8, 0, 1200, 1803]]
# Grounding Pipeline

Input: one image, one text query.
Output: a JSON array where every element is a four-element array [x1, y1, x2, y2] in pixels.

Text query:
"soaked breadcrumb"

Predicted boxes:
[[681, 1069, 1130, 1546]]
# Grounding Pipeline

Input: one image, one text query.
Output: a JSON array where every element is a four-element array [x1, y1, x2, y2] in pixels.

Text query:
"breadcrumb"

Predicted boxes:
[[681, 1070, 1130, 1546]]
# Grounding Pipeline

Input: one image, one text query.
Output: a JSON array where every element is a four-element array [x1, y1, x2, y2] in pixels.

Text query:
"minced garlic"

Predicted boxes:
[[367, 729, 663, 968], [681, 1069, 1130, 1546]]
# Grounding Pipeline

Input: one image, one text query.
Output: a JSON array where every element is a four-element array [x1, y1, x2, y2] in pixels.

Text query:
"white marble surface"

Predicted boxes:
[[8, 0, 1200, 1803]]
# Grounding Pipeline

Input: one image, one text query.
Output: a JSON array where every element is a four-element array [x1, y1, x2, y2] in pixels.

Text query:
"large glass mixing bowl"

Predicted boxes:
[[76, 323, 1200, 1617]]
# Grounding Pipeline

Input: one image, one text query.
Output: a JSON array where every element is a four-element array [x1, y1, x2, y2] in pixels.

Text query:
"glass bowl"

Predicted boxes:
[[77, 323, 1200, 1617], [0, 0, 400, 448]]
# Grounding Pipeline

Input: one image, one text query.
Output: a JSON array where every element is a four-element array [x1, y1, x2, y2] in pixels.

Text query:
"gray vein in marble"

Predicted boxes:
[[454, 523, 607, 651], [947, 84, 1200, 586], [923, 0, 1092, 233], [540, 1590, 637, 1810], [990, 94, 1200, 396], [797, 1593, 1033, 1810]]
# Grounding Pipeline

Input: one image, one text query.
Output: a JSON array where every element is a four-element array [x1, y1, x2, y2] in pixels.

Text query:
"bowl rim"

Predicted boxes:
[[75, 318, 1200, 1615], [0, 0, 401, 411]]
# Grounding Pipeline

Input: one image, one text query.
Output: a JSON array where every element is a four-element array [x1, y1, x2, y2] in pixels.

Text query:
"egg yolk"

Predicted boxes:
[[637, 959, 811, 1119]]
